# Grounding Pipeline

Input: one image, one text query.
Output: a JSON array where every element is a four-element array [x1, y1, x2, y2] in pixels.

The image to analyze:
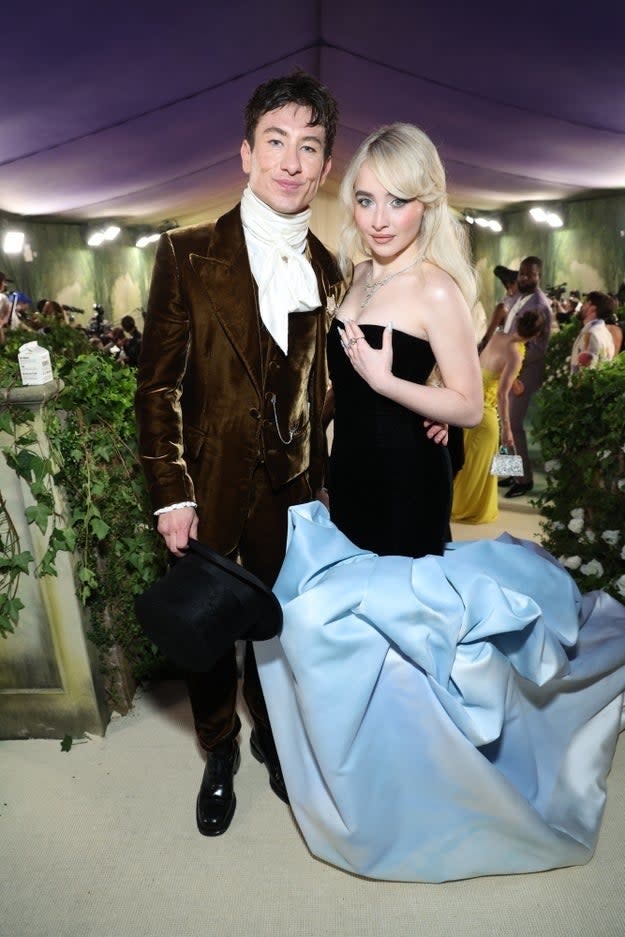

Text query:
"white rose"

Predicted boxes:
[[618, 480, 625, 492], [551, 521, 565, 531], [563, 556, 582, 570], [568, 517, 584, 534], [544, 460, 561, 474], [570, 508, 584, 519], [585, 530, 596, 543], [600, 450, 611, 460], [581, 559, 604, 577], [620, 545, 625, 561], [616, 574, 625, 598], [602, 530, 620, 546]]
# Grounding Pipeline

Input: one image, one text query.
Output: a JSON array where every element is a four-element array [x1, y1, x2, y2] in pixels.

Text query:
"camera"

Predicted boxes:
[[545, 282, 567, 301], [86, 303, 107, 335]]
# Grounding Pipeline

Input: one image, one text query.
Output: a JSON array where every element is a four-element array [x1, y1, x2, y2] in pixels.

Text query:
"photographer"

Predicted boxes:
[[120, 314, 142, 367]]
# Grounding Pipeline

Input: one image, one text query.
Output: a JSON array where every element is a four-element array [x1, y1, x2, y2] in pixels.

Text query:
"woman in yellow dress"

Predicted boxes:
[[452, 309, 543, 524]]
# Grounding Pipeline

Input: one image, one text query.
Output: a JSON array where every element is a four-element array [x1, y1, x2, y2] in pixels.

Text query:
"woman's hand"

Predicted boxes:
[[424, 420, 448, 445], [342, 319, 393, 394], [501, 424, 515, 448], [316, 487, 330, 510]]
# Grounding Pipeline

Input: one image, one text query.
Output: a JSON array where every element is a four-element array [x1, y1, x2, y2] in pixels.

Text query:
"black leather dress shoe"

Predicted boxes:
[[497, 476, 513, 488], [250, 726, 289, 805], [504, 481, 533, 499], [196, 740, 240, 836]]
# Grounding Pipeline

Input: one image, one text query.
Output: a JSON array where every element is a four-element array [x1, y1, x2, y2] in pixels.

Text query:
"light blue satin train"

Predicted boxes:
[[255, 501, 625, 882]]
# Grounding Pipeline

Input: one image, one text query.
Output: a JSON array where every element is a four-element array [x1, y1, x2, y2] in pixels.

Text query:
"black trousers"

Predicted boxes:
[[186, 463, 311, 751]]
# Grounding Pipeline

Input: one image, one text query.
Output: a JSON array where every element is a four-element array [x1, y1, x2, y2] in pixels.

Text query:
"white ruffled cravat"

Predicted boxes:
[[240, 185, 321, 354]]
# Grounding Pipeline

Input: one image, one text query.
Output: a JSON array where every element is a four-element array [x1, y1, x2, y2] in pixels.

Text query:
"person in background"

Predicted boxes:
[[0, 272, 14, 343], [120, 314, 142, 366], [570, 291, 616, 372], [37, 299, 70, 326], [497, 256, 551, 498], [452, 308, 543, 524], [478, 265, 519, 351], [602, 300, 623, 357]]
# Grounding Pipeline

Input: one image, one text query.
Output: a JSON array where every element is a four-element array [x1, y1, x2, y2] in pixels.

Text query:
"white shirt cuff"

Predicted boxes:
[[154, 501, 197, 516]]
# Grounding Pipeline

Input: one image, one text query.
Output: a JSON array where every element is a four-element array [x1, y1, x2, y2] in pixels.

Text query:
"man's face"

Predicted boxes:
[[240, 104, 331, 215], [579, 299, 596, 323], [517, 262, 540, 295]]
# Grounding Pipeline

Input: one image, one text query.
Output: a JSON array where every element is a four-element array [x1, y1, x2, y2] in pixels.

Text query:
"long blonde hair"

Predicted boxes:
[[338, 122, 477, 309]]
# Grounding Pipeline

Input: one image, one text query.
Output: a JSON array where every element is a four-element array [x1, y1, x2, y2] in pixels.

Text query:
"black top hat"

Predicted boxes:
[[134, 539, 282, 671]]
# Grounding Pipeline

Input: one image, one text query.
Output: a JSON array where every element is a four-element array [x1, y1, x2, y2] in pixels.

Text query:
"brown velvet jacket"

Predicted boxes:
[[135, 204, 344, 555]]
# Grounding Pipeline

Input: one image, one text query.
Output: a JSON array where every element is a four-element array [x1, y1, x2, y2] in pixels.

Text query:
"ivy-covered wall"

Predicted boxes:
[[0, 215, 157, 329], [470, 191, 625, 312]]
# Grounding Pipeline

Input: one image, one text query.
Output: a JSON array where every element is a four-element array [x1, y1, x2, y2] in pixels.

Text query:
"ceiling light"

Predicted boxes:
[[136, 233, 160, 248], [87, 230, 106, 247], [464, 212, 501, 232], [529, 207, 547, 222], [546, 212, 563, 228], [3, 230, 25, 254], [87, 224, 121, 247]]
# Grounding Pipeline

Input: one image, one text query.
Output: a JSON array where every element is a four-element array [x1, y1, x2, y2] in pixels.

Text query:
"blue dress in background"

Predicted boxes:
[[255, 501, 625, 882]]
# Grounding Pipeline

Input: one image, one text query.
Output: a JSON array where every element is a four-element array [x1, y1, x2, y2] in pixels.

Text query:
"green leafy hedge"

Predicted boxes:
[[531, 322, 625, 602], [0, 327, 168, 693]]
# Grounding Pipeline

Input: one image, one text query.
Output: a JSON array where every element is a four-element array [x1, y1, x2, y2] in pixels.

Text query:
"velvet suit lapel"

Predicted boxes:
[[189, 205, 344, 394], [307, 229, 345, 312], [189, 205, 263, 396]]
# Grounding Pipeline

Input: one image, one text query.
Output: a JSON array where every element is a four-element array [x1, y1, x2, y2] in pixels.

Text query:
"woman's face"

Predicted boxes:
[[353, 162, 425, 262]]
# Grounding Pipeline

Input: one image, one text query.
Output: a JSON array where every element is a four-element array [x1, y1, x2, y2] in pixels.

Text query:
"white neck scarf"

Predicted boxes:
[[240, 185, 321, 354]]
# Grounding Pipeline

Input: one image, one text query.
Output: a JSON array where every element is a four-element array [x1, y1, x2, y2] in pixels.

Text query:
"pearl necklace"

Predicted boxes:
[[361, 256, 422, 309]]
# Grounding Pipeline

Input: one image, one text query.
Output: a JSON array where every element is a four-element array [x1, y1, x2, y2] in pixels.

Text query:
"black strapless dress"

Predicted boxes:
[[327, 318, 452, 558]]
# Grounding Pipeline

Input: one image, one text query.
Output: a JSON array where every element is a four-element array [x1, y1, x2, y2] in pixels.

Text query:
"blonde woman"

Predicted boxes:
[[326, 122, 482, 557], [256, 125, 625, 883]]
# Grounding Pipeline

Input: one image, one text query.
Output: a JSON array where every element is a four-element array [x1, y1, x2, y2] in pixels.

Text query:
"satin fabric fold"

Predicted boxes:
[[255, 501, 625, 882]]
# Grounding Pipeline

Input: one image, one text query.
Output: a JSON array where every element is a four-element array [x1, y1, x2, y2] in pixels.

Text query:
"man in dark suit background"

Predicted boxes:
[[135, 72, 342, 836]]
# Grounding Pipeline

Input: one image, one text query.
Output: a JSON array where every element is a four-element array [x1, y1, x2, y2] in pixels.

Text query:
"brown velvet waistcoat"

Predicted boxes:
[[135, 204, 344, 556]]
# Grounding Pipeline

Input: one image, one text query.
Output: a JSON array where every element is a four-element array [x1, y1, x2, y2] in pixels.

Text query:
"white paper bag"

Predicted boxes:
[[17, 341, 53, 385]]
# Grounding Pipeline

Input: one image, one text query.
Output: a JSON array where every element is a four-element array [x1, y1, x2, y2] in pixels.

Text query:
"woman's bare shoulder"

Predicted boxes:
[[420, 262, 464, 306]]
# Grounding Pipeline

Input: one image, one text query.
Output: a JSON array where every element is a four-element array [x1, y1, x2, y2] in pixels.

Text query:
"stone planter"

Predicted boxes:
[[0, 379, 112, 739]]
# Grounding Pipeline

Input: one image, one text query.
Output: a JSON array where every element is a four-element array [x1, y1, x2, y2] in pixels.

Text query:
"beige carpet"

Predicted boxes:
[[2, 500, 624, 937]]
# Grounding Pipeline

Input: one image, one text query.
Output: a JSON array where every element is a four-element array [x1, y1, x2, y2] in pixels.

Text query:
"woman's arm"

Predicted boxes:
[[496, 348, 521, 448], [478, 301, 507, 352]]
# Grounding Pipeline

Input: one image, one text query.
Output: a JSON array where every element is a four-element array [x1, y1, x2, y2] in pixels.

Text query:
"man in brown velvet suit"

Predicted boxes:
[[135, 72, 343, 836]]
